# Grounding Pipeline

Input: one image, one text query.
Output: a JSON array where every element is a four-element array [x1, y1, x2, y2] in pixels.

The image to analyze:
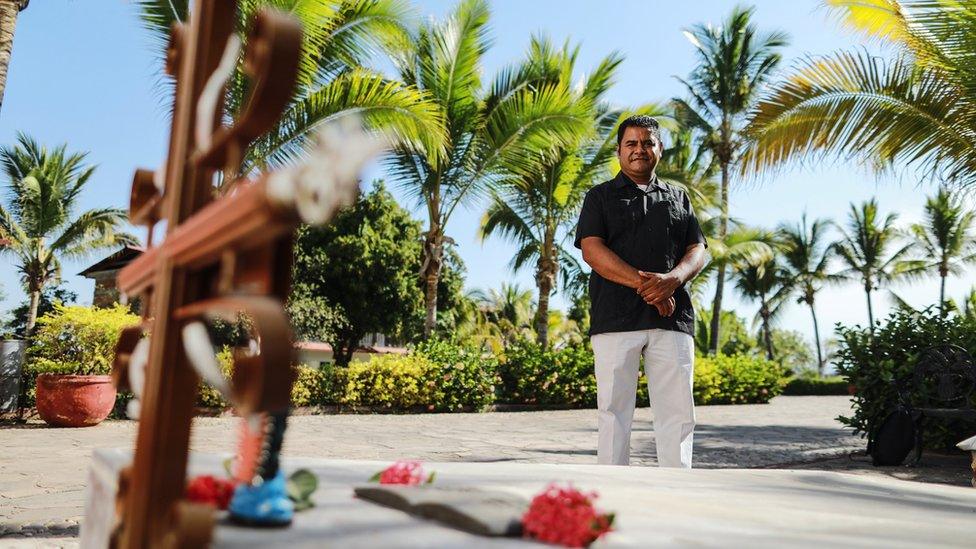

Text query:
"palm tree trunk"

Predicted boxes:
[[939, 272, 947, 318], [25, 288, 39, 336], [865, 285, 874, 328], [708, 161, 731, 354], [534, 261, 555, 349], [422, 230, 443, 339], [0, 1, 27, 113], [761, 306, 773, 361], [808, 299, 824, 377]]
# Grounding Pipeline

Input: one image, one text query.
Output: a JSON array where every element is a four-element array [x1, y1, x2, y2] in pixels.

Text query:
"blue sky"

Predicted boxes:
[[1, 1, 973, 358]]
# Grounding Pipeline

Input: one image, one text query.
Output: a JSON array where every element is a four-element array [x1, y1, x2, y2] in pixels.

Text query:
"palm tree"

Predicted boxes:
[[0, 134, 137, 334], [779, 215, 837, 376], [694, 216, 777, 303], [833, 199, 914, 328], [0, 0, 28, 113], [655, 125, 719, 214], [388, 0, 589, 338], [673, 5, 789, 354], [906, 187, 976, 316], [138, 0, 445, 177], [464, 283, 534, 349], [744, 0, 976, 188], [479, 36, 627, 348], [732, 256, 790, 360]]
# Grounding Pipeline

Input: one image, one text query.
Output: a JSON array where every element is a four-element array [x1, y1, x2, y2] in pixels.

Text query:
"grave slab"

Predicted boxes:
[[81, 448, 975, 548]]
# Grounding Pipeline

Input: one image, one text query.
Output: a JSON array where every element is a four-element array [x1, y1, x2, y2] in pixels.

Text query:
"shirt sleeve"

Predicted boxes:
[[683, 191, 708, 249], [574, 189, 606, 249]]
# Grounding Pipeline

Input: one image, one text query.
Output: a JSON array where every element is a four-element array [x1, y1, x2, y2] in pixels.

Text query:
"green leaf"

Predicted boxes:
[[368, 471, 382, 483], [222, 457, 234, 478], [425, 471, 436, 485], [286, 469, 319, 503]]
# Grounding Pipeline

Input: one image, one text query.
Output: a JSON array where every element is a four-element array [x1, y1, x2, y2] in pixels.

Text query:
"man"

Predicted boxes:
[[574, 115, 707, 468]]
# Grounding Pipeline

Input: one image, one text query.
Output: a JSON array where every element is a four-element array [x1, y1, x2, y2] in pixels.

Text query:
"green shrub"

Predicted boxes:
[[196, 348, 234, 409], [291, 364, 334, 407], [26, 304, 140, 376], [834, 308, 976, 450], [497, 341, 597, 408], [19, 304, 139, 409], [197, 350, 333, 409], [340, 354, 433, 409], [413, 339, 496, 411], [694, 354, 785, 405], [782, 375, 849, 396], [692, 357, 724, 404]]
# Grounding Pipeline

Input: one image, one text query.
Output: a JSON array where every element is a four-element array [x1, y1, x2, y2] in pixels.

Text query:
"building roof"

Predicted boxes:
[[78, 246, 144, 277]]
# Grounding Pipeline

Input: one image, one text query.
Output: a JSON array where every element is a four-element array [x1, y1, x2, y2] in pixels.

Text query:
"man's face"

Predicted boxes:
[[617, 126, 663, 180]]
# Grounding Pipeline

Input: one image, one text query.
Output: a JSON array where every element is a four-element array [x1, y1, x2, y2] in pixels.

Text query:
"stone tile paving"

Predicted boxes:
[[0, 396, 868, 545]]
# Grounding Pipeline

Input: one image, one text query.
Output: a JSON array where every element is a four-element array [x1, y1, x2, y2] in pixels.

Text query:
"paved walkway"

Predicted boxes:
[[2, 396, 863, 543]]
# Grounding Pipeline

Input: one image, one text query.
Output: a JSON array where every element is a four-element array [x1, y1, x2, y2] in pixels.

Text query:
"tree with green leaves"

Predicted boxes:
[[779, 215, 838, 376], [744, 0, 976, 189], [387, 0, 590, 338], [672, 5, 788, 354], [0, 134, 136, 335], [906, 187, 976, 317], [138, 0, 444, 177], [769, 328, 815, 376], [732, 256, 790, 361], [833, 199, 914, 328], [289, 182, 424, 366], [479, 36, 628, 348]]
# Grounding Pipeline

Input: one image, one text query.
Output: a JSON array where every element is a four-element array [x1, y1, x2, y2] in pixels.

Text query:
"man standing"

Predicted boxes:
[[574, 115, 707, 468]]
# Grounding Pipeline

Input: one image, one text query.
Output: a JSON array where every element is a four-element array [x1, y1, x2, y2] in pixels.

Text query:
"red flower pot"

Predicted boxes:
[[35, 374, 116, 427]]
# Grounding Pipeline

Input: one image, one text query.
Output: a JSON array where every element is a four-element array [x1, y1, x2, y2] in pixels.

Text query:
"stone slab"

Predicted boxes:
[[82, 448, 976, 548]]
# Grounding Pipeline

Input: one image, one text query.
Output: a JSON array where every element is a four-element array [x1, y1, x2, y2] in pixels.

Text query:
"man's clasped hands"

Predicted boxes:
[[637, 270, 682, 317]]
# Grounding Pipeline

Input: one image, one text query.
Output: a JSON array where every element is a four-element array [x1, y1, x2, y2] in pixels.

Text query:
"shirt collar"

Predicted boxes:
[[612, 171, 664, 192]]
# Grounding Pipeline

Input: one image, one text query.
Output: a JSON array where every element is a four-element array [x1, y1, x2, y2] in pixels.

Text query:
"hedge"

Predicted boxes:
[[834, 308, 976, 450], [782, 376, 849, 396]]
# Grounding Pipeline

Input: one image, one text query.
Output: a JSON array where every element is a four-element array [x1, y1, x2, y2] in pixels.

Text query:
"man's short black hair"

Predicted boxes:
[[616, 115, 662, 147]]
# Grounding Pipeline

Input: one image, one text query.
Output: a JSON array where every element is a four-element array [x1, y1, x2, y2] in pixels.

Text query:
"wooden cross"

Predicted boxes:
[[106, 1, 380, 546]]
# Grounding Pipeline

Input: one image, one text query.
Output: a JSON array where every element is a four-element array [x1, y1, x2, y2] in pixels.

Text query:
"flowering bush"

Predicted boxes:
[[521, 484, 614, 547], [496, 341, 597, 407], [185, 475, 237, 510], [413, 339, 496, 411], [369, 460, 435, 485]]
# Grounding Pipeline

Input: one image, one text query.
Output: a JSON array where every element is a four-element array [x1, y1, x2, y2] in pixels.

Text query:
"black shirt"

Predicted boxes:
[[573, 171, 707, 336]]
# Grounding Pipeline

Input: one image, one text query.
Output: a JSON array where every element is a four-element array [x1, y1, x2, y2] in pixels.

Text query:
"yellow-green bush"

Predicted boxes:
[[196, 348, 235, 408], [291, 364, 333, 407], [694, 354, 785, 405], [196, 349, 330, 409], [340, 354, 434, 409], [27, 304, 140, 376]]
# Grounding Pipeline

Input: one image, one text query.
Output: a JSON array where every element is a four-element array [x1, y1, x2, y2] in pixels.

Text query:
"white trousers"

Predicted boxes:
[[592, 329, 695, 468]]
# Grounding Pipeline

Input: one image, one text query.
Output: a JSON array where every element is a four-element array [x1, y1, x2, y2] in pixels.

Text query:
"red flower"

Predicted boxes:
[[372, 460, 434, 485], [522, 484, 615, 547], [185, 475, 238, 510]]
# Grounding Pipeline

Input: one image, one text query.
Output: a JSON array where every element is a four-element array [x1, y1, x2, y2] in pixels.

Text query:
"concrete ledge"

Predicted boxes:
[[82, 448, 976, 548]]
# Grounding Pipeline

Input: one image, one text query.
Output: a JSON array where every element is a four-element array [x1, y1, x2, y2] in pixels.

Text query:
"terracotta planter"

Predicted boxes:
[[35, 373, 116, 427]]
